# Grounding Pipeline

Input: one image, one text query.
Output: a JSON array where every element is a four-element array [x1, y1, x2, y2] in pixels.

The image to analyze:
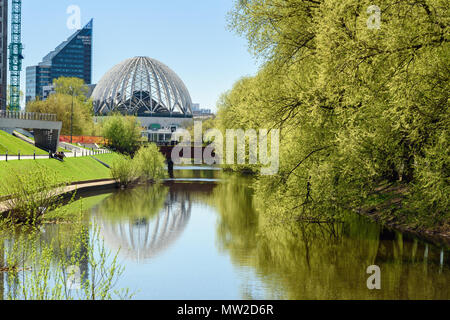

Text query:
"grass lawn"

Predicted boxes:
[[0, 157, 113, 196], [0, 130, 48, 156], [58, 147, 71, 153], [94, 153, 123, 166]]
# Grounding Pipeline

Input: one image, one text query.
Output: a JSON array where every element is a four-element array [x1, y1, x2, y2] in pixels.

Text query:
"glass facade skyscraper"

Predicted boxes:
[[26, 19, 93, 103], [0, 0, 7, 110]]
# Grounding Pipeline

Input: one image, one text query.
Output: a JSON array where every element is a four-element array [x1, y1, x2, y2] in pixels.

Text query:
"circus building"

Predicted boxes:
[[92, 56, 194, 136]]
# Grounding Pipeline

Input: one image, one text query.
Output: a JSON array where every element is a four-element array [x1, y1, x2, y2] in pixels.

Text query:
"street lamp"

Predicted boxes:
[[70, 86, 74, 144]]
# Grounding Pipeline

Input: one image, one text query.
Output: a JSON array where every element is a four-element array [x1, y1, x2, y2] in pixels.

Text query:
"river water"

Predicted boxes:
[[1, 167, 449, 299]]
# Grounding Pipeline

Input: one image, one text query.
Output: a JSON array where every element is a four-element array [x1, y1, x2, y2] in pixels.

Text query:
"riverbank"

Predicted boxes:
[[357, 183, 450, 247], [0, 153, 124, 222], [225, 169, 450, 247], [0, 153, 121, 196]]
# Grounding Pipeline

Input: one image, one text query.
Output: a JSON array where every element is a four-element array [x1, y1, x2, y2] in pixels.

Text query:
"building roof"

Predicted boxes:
[[92, 56, 193, 117], [39, 19, 93, 67]]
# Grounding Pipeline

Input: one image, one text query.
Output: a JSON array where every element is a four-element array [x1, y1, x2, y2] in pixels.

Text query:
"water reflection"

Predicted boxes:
[[1, 169, 448, 300], [94, 185, 192, 262], [92, 181, 218, 263], [207, 176, 450, 300]]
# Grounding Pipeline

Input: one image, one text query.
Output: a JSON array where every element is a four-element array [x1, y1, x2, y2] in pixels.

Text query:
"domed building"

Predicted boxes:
[[92, 56, 193, 130]]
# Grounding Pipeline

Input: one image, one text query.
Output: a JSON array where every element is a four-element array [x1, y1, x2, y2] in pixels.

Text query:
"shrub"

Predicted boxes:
[[1, 166, 68, 224], [134, 144, 168, 181], [102, 114, 142, 155], [110, 155, 137, 187], [0, 218, 134, 300]]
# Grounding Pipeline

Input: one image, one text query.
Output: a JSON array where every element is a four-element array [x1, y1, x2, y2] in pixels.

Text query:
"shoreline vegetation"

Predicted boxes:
[[206, 0, 449, 245], [0, 216, 135, 300], [356, 183, 450, 247], [0, 119, 166, 299], [0, 143, 166, 225], [2, 0, 450, 248]]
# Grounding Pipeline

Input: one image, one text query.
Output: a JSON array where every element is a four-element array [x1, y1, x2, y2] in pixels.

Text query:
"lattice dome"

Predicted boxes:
[[92, 57, 193, 117]]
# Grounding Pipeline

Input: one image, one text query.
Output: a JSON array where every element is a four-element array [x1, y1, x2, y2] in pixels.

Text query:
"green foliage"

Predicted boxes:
[[110, 145, 168, 187], [134, 144, 168, 181], [102, 114, 142, 155], [0, 166, 69, 224], [221, 0, 449, 225], [184, 118, 218, 144], [53, 77, 90, 97], [110, 155, 137, 187], [407, 130, 450, 227], [26, 94, 95, 136], [0, 217, 134, 300]]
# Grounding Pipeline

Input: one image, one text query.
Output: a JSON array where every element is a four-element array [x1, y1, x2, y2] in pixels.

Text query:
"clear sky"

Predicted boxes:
[[19, 0, 259, 111]]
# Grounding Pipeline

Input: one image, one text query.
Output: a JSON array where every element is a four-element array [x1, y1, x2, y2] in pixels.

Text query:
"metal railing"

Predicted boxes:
[[0, 110, 57, 122]]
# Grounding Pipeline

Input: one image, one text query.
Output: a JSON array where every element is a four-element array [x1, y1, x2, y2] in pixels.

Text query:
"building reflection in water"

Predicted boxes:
[[93, 182, 215, 263]]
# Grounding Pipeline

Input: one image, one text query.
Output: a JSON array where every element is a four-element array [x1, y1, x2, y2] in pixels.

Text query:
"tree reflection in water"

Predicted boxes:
[[208, 175, 450, 300], [2, 172, 445, 299]]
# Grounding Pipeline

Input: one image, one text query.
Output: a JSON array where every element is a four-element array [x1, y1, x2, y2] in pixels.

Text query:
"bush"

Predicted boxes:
[[110, 145, 167, 188], [102, 114, 142, 155], [110, 155, 137, 187], [0, 218, 134, 300], [134, 144, 167, 181], [1, 166, 68, 224]]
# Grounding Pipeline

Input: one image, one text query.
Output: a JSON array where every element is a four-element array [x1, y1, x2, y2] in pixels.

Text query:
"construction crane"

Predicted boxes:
[[8, 0, 24, 111]]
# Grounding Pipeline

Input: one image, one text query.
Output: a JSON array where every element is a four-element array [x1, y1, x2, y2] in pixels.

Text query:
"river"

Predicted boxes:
[[1, 167, 449, 299]]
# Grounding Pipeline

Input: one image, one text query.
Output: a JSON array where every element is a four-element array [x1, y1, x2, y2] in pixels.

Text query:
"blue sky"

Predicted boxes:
[[20, 0, 259, 111]]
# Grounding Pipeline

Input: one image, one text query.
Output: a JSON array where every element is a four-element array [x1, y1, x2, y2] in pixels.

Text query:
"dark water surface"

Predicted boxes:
[[3, 168, 450, 299]]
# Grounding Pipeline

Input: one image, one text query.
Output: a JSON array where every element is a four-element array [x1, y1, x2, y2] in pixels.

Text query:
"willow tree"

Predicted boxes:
[[223, 0, 449, 224]]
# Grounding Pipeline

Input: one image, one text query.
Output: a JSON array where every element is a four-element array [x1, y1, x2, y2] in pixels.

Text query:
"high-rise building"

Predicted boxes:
[[0, 0, 7, 110], [26, 19, 93, 103]]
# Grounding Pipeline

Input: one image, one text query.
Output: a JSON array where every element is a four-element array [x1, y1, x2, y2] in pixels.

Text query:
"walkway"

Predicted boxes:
[[0, 133, 111, 161], [0, 149, 111, 161], [0, 179, 117, 214]]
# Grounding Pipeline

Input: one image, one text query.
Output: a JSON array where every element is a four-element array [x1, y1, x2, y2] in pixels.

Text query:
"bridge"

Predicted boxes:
[[0, 111, 62, 153], [157, 145, 215, 162]]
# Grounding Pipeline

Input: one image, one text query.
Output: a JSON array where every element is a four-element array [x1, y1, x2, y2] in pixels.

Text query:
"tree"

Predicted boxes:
[[25, 77, 96, 136], [26, 94, 94, 136], [53, 77, 90, 98], [102, 114, 142, 155], [221, 0, 449, 224], [134, 144, 167, 181]]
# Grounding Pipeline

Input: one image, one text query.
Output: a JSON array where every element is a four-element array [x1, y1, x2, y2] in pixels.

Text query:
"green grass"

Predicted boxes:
[[0, 130, 48, 156], [94, 153, 123, 166], [58, 147, 71, 153], [0, 157, 113, 196]]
